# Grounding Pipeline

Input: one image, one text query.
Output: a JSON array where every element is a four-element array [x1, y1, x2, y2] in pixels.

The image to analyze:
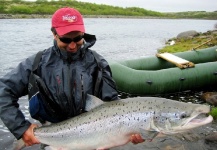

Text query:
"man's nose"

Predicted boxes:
[[68, 42, 77, 49]]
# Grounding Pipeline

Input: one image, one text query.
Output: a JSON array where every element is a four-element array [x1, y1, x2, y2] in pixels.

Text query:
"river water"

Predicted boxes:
[[1, 18, 216, 77], [0, 18, 216, 149]]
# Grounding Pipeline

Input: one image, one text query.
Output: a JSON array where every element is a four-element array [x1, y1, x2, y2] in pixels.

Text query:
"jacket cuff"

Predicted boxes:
[[14, 121, 31, 140]]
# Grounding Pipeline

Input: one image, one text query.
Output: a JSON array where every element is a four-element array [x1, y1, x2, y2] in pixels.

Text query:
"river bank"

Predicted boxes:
[[1, 13, 216, 20], [0, 13, 166, 19], [1, 1, 217, 20], [158, 29, 217, 53]]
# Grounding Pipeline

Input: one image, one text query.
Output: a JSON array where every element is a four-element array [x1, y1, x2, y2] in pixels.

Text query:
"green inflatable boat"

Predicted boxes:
[[109, 46, 217, 95]]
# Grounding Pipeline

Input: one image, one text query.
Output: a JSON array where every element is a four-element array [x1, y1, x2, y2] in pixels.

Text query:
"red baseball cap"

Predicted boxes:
[[52, 7, 85, 36]]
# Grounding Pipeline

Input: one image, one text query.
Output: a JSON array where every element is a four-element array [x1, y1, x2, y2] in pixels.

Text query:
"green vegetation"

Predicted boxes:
[[0, 0, 217, 19], [210, 107, 217, 120], [158, 30, 217, 53], [0, 0, 163, 17], [164, 11, 217, 20]]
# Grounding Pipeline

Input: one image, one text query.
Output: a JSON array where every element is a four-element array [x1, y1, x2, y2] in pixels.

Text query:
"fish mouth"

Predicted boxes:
[[181, 113, 213, 130], [188, 114, 213, 125], [172, 109, 213, 133], [182, 105, 213, 129]]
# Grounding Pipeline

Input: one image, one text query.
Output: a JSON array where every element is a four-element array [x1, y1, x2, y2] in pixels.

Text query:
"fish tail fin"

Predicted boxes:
[[13, 139, 25, 150]]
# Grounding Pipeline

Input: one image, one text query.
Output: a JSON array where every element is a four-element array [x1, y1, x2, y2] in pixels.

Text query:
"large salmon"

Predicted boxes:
[[26, 95, 214, 149]]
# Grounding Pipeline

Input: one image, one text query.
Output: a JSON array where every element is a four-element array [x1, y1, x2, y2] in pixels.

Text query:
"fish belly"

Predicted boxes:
[[37, 116, 143, 150]]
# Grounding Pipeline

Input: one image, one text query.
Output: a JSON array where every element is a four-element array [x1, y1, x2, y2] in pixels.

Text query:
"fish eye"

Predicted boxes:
[[180, 113, 187, 119]]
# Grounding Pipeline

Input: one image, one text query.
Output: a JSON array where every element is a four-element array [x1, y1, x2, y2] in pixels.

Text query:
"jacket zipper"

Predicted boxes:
[[80, 74, 85, 113], [67, 63, 76, 116]]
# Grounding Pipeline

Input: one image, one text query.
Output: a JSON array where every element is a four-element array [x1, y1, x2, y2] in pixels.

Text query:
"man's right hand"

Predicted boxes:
[[22, 124, 40, 146]]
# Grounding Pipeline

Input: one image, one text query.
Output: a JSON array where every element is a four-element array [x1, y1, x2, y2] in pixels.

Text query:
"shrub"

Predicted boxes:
[[10, 6, 32, 14]]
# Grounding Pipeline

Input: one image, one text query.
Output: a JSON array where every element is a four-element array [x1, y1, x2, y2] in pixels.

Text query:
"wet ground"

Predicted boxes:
[[0, 87, 217, 150]]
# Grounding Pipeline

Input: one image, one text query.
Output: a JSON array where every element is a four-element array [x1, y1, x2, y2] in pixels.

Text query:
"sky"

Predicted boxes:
[[77, 0, 217, 12]]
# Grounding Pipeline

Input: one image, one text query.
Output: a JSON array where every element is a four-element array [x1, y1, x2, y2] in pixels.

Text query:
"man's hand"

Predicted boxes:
[[22, 124, 40, 146], [130, 134, 145, 144]]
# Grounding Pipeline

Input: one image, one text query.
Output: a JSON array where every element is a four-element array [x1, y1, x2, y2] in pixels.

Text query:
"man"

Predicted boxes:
[[0, 7, 144, 147]]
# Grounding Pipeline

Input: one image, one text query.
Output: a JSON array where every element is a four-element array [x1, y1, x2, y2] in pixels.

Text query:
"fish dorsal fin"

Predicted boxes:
[[85, 94, 105, 111]]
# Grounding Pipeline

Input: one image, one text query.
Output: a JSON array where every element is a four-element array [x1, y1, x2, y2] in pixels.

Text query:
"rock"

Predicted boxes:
[[177, 30, 199, 39], [201, 92, 217, 106], [212, 30, 217, 35], [205, 132, 217, 143], [174, 132, 200, 142]]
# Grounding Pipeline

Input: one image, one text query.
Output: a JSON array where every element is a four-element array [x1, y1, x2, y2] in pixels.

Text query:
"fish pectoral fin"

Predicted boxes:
[[139, 128, 159, 141], [85, 94, 105, 111]]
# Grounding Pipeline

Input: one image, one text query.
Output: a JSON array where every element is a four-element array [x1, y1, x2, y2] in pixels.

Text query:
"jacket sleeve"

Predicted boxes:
[[0, 54, 36, 139], [93, 52, 119, 101]]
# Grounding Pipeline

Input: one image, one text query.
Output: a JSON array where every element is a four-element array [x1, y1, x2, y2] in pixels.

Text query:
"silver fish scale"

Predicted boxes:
[[34, 96, 209, 149]]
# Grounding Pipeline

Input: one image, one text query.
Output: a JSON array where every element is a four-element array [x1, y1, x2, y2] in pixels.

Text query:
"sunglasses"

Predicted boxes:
[[58, 34, 84, 44]]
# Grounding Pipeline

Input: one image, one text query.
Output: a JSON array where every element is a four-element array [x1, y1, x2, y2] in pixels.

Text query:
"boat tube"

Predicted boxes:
[[109, 46, 217, 95]]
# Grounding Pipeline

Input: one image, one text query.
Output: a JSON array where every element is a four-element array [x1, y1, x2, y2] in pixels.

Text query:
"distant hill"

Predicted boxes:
[[0, 0, 216, 19]]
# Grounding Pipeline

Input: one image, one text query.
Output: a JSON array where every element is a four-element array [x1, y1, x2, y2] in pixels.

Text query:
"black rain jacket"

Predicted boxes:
[[0, 33, 118, 139]]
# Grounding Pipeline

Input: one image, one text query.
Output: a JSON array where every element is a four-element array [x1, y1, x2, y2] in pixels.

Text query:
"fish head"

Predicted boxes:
[[152, 101, 213, 134]]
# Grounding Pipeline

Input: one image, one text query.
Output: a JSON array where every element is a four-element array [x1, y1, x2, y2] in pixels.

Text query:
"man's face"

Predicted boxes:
[[54, 31, 84, 53]]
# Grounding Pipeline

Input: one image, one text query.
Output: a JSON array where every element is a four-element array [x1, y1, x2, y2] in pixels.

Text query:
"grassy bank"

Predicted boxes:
[[158, 30, 217, 53], [0, 0, 163, 17], [0, 0, 217, 19]]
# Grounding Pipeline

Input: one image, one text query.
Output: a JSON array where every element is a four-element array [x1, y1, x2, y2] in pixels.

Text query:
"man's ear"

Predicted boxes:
[[53, 33, 58, 40], [51, 27, 57, 39]]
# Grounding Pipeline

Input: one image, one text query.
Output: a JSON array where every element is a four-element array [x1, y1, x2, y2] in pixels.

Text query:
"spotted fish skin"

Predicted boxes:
[[34, 95, 213, 150]]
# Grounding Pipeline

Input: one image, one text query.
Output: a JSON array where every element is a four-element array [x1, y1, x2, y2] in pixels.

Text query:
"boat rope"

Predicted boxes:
[[192, 38, 212, 50]]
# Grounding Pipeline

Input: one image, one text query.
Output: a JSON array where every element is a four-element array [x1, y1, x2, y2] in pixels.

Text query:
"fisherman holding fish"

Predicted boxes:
[[0, 7, 144, 149]]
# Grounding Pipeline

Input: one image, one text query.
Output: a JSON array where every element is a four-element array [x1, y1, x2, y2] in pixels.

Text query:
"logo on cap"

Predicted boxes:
[[62, 14, 77, 23]]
